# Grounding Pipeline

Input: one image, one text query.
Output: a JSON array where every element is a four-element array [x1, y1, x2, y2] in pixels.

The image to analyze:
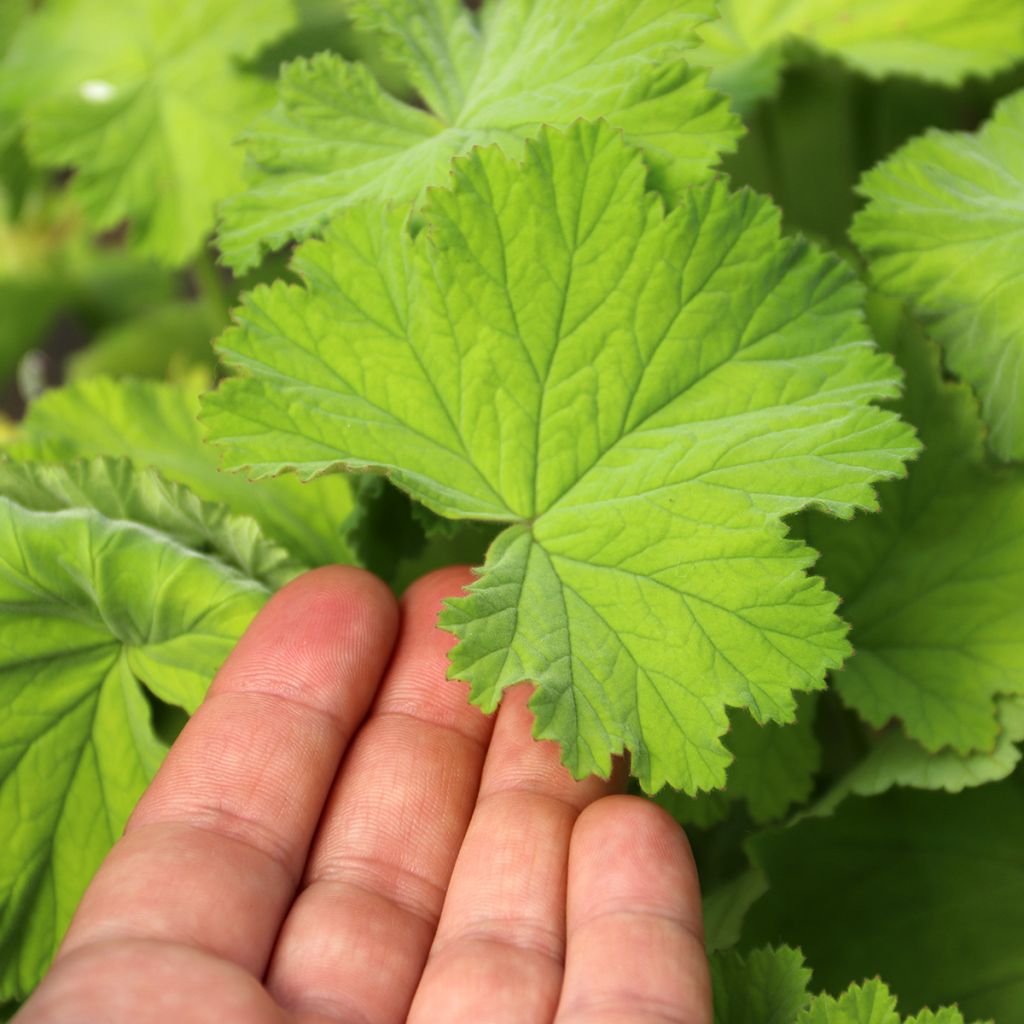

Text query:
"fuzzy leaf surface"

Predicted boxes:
[[807, 300, 1024, 756], [216, 0, 739, 270], [852, 89, 1024, 460], [205, 123, 914, 792], [0, 461, 274, 999], [696, 0, 1024, 109], [0, 0, 294, 264]]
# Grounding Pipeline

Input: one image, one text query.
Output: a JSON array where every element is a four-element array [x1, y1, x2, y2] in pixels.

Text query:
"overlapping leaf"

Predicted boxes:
[[9, 376, 354, 567], [216, 0, 739, 270], [820, 697, 1024, 809], [204, 123, 915, 792], [853, 89, 1024, 460], [695, 0, 1024, 110], [0, 459, 279, 1000], [0, 0, 295, 264], [659, 693, 820, 828], [806, 300, 1024, 757]]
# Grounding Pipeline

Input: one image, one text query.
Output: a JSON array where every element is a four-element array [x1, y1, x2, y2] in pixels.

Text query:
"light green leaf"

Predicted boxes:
[[0, 463, 274, 1000], [204, 123, 915, 792], [852, 89, 1024, 460], [743, 779, 1024, 1020], [807, 299, 1024, 756], [0, 0, 295, 264], [695, 0, 1024, 110], [711, 944, 813, 1023], [216, 0, 739, 271], [0, 458, 303, 589], [9, 377, 354, 568], [818, 697, 1024, 813]]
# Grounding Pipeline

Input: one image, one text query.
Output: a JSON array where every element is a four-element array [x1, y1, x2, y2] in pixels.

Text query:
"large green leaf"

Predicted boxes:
[[9, 377, 354, 568], [0, 460, 277, 1000], [216, 0, 739, 271], [695, 0, 1024, 110], [0, 0, 295, 264], [742, 777, 1024, 1020], [204, 123, 915, 792], [806, 300, 1024, 756], [852, 88, 1024, 460]]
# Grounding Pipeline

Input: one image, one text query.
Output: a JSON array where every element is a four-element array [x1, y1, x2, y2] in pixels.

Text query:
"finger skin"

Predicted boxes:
[[266, 567, 495, 1024], [554, 796, 711, 1024], [407, 684, 623, 1024], [57, 566, 399, 978]]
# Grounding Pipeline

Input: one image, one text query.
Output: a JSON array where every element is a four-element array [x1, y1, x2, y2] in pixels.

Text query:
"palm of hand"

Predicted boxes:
[[18, 567, 710, 1024]]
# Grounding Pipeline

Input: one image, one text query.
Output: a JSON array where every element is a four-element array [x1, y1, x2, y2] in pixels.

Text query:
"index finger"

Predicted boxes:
[[56, 566, 398, 978]]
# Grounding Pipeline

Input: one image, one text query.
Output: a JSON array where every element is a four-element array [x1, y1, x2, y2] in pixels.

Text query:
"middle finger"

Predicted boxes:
[[265, 567, 494, 1023]]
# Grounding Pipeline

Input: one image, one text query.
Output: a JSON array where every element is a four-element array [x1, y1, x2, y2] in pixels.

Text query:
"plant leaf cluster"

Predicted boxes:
[[0, 0, 1022, 1016]]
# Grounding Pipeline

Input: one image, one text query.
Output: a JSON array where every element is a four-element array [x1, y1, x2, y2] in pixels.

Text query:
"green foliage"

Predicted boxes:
[[0, 459, 280, 999], [216, 0, 740, 270], [853, 89, 1024, 460], [9, 376, 355, 568], [696, 0, 1024, 110], [711, 945, 980, 1024], [742, 779, 1024, 1021], [711, 944, 812, 1022], [2, 0, 1024, 1014], [807, 300, 1024, 758], [204, 122, 915, 792], [0, 0, 295, 264]]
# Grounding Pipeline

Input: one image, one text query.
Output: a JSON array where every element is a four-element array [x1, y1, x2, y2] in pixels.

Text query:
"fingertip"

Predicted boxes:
[[575, 793, 694, 861], [401, 564, 476, 613], [215, 564, 400, 707], [571, 794, 702, 933], [275, 564, 399, 629]]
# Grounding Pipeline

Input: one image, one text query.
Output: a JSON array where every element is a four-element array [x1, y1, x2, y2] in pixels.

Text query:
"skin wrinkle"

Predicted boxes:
[[15, 568, 710, 1024]]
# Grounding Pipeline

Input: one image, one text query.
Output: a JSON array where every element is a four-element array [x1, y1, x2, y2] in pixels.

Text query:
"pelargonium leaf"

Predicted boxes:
[[695, 0, 1024, 111], [658, 693, 821, 828], [0, 0, 295, 264], [806, 298, 1024, 756], [8, 376, 355, 569], [819, 696, 1024, 811], [0, 459, 280, 1000], [215, 0, 739, 271], [852, 88, 1024, 460], [0, 457, 303, 589], [204, 122, 916, 793]]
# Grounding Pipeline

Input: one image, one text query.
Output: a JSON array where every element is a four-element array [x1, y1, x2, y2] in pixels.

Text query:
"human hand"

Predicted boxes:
[[17, 567, 710, 1024]]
